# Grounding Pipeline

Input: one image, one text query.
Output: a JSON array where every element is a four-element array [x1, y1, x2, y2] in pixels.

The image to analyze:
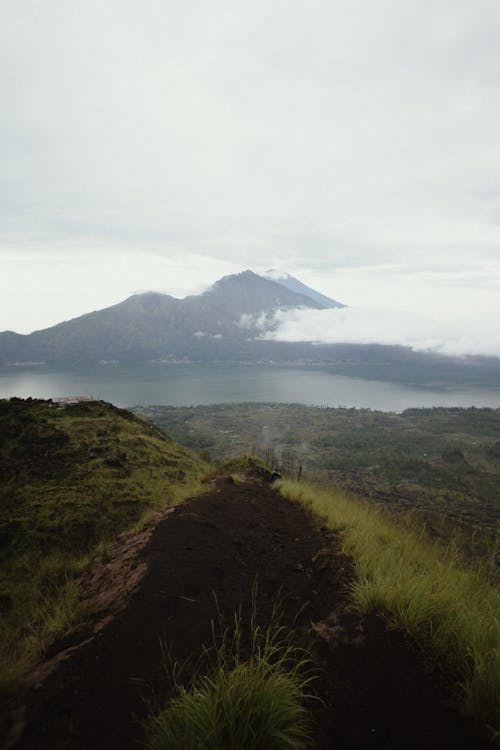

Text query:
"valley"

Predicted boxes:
[[137, 403, 500, 559]]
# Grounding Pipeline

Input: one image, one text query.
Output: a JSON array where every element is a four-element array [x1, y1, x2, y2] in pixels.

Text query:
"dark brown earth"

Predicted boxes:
[[7, 480, 492, 750]]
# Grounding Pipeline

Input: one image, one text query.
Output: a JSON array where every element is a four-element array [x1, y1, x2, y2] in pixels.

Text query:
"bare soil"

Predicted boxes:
[[6, 479, 492, 749]]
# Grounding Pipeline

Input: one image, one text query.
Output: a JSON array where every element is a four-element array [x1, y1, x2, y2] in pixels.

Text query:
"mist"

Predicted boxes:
[[261, 305, 500, 358]]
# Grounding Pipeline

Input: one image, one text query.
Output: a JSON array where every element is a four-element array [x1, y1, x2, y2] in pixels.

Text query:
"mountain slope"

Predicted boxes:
[[0, 397, 209, 566], [264, 269, 345, 308]]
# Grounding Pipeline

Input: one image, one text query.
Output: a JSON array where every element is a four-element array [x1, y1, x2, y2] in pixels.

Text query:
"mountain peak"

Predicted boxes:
[[263, 269, 345, 309], [212, 270, 261, 287], [202, 270, 325, 312]]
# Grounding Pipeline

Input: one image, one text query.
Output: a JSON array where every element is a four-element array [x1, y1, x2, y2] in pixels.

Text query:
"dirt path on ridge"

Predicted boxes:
[[9, 479, 491, 750]]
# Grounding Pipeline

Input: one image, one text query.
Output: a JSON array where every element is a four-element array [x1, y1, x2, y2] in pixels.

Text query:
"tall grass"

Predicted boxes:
[[145, 594, 314, 750], [279, 479, 500, 730]]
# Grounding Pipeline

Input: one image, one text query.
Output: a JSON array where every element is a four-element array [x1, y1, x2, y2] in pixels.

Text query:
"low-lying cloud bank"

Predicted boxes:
[[250, 307, 500, 359]]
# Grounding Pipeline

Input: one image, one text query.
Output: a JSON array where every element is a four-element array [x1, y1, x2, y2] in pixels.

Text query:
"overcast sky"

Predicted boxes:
[[1, 1, 499, 355]]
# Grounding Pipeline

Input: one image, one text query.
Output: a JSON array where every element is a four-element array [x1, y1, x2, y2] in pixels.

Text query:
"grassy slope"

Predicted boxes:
[[137, 403, 500, 557], [0, 398, 210, 695], [279, 479, 500, 732]]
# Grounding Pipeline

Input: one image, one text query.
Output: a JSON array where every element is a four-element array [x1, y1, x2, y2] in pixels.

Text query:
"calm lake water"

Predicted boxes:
[[1, 362, 500, 412]]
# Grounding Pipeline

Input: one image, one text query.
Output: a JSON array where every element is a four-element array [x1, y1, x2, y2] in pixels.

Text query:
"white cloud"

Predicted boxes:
[[237, 314, 254, 330], [2, 1, 500, 262], [265, 269, 289, 281], [263, 304, 500, 358], [236, 311, 275, 332], [1, 1, 499, 345]]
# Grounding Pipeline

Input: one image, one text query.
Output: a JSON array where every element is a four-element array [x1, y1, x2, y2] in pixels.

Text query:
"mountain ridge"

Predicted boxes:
[[2, 269, 499, 370]]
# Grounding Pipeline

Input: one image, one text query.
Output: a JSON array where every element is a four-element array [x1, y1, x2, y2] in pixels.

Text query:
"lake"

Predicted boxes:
[[1, 362, 500, 412]]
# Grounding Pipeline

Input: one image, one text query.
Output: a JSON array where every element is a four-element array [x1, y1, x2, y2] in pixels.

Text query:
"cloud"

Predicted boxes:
[[1, 1, 500, 268], [1, 1, 500, 335], [237, 311, 273, 331], [237, 314, 255, 330], [262, 305, 500, 358]]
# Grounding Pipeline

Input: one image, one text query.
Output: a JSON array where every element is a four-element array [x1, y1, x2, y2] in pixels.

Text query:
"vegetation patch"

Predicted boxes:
[[0, 398, 210, 697], [279, 479, 500, 732], [146, 595, 313, 750]]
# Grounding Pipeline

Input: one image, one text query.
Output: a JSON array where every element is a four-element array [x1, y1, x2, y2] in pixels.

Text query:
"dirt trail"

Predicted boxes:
[[9, 480, 491, 750]]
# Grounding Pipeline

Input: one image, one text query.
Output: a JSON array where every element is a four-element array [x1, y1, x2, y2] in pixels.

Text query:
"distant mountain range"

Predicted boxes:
[[1, 270, 499, 376]]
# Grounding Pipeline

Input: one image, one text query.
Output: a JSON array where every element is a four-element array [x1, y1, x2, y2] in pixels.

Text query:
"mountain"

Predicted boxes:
[[2, 270, 498, 373], [263, 269, 345, 308], [0, 270, 327, 364]]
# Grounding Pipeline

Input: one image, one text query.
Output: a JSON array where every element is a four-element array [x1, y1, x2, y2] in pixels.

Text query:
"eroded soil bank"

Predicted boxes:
[[8, 480, 491, 749]]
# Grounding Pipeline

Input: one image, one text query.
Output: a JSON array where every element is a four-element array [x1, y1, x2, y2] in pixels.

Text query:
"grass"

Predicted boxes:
[[0, 567, 87, 696], [278, 479, 500, 732], [0, 398, 211, 698], [145, 592, 314, 750]]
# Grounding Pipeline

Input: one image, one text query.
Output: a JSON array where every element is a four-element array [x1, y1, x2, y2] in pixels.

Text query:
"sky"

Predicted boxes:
[[1, 1, 499, 356]]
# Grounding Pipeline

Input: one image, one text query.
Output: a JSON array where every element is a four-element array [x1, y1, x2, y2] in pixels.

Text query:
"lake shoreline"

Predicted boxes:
[[1, 361, 500, 413]]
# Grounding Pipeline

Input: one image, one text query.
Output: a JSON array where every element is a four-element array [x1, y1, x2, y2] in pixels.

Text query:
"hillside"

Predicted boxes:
[[0, 398, 209, 694], [1, 403, 497, 748]]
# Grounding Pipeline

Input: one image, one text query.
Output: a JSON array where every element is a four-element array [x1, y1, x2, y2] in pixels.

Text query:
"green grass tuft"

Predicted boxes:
[[147, 665, 311, 750], [146, 592, 314, 750]]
